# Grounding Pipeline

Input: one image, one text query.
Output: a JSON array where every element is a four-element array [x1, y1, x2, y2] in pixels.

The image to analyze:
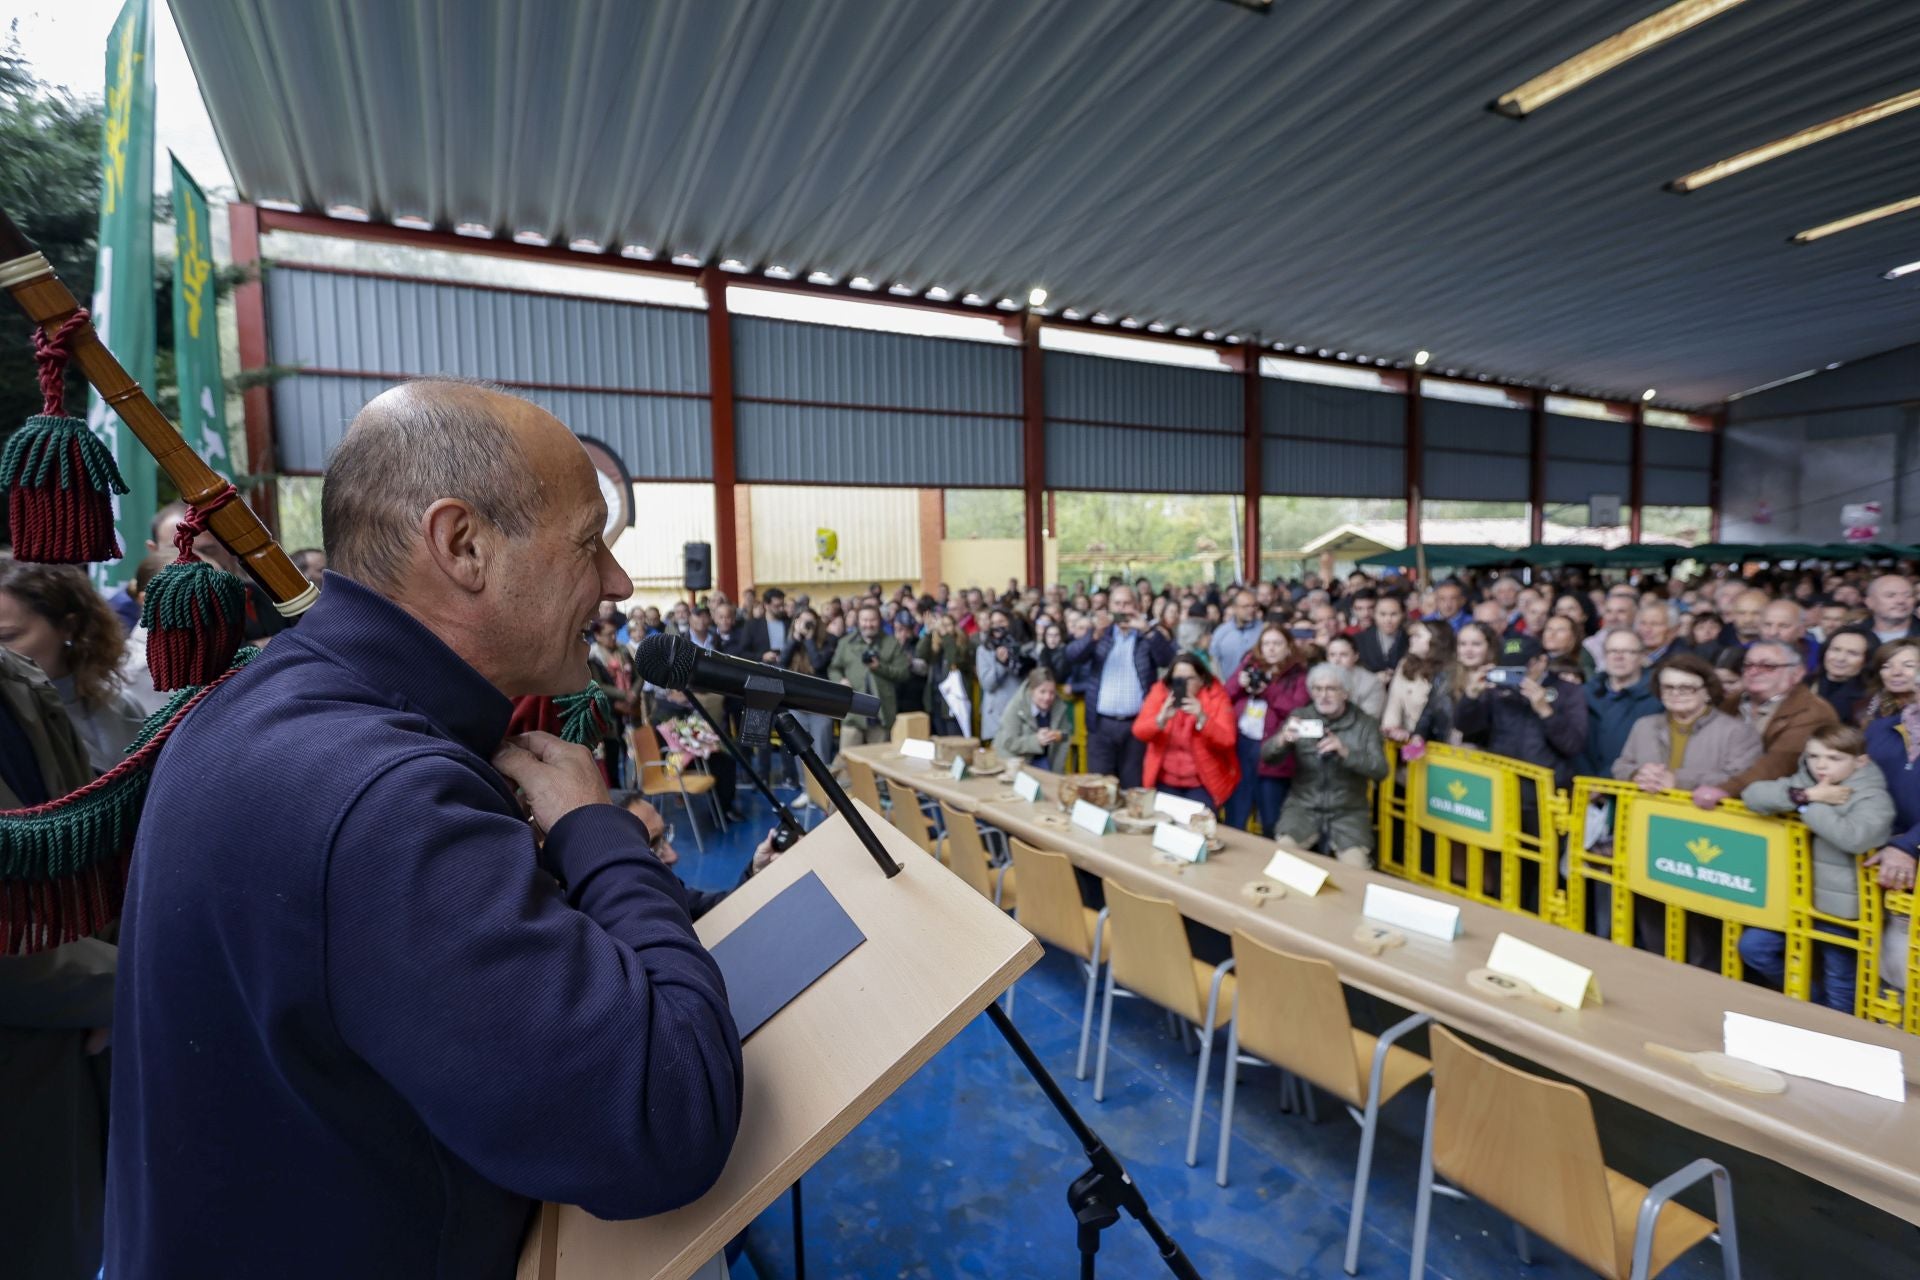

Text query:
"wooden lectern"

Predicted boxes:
[[517, 803, 1042, 1280]]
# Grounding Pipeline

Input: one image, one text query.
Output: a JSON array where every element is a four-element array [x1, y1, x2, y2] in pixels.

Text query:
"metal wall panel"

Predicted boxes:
[[1262, 378, 1404, 445], [1045, 351, 1239, 431], [268, 267, 707, 390], [1046, 421, 1240, 493], [1421, 399, 1529, 455], [735, 402, 1020, 486], [1644, 467, 1712, 507], [273, 373, 711, 478], [1422, 449, 1529, 502], [732, 316, 1019, 413], [1644, 424, 1714, 468], [1544, 413, 1631, 462], [1726, 341, 1920, 422], [1261, 438, 1402, 498], [1544, 459, 1631, 505]]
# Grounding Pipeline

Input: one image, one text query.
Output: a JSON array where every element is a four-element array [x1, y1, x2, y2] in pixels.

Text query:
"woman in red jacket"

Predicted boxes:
[[1133, 651, 1241, 807]]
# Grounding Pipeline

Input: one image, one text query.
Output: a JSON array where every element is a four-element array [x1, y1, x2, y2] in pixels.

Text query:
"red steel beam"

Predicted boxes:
[[228, 202, 278, 531], [1709, 409, 1726, 540], [1021, 311, 1045, 588], [1405, 373, 1424, 549], [701, 267, 739, 599], [1629, 402, 1647, 543], [1528, 388, 1547, 544], [1240, 344, 1262, 583]]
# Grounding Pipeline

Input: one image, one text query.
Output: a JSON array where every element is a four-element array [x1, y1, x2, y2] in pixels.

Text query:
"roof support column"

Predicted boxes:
[[1629, 402, 1646, 544], [1021, 312, 1045, 588], [1528, 389, 1547, 545], [1240, 344, 1262, 584], [1405, 373, 1424, 551], [702, 268, 739, 599], [1709, 412, 1726, 541], [228, 201, 277, 533]]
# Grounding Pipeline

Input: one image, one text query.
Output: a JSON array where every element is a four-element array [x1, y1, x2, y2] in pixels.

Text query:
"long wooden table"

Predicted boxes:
[[847, 745, 1920, 1227]]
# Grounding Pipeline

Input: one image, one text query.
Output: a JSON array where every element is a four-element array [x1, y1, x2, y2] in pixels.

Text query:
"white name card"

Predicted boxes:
[[900, 738, 937, 761], [1013, 771, 1043, 802], [949, 756, 970, 780], [1153, 791, 1208, 824], [1071, 799, 1115, 836], [1362, 884, 1461, 942], [1153, 822, 1208, 863], [1486, 933, 1599, 1010], [1723, 1011, 1907, 1102], [1263, 847, 1330, 896]]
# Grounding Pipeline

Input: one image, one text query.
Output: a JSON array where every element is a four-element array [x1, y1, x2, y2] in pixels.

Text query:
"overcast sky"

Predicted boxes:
[[5, 0, 233, 194]]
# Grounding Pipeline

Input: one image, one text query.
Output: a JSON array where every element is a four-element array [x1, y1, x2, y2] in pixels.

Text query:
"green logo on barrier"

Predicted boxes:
[[1425, 764, 1493, 834], [1645, 814, 1767, 907]]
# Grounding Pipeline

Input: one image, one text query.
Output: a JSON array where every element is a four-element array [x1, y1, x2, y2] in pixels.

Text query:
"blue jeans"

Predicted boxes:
[[1738, 922, 1859, 1013], [1224, 735, 1289, 834]]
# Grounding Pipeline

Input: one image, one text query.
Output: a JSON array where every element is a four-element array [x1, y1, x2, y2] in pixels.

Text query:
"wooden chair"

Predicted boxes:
[[628, 725, 725, 852], [1410, 1025, 1740, 1280], [938, 802, 1014, 909], [1215, 934, 1431, 1275], [800, 765, 835, 828], [886, 783, 944, 860], [1005, 838, 1109, 1078], [1091, 882, 1236, 1169], [844, 755, 887, 814]]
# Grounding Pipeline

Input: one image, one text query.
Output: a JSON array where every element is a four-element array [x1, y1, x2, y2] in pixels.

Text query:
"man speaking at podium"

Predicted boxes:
[[106, 380, 742, 1278]]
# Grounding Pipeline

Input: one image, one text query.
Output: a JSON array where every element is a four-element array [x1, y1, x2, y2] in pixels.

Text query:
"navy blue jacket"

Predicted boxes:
[[1866, 715, 1920, 856], [1064, 622, 1175, 716], [1579, 675, 1660, 777], [107, 574, 741, 1278]]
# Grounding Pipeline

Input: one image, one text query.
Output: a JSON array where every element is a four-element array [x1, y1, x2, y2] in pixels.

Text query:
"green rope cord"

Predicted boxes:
[[556, 681, 616, 747], [0, 414, 130, 495]]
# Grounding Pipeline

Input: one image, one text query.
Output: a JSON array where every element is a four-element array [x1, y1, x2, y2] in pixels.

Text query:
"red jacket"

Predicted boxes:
[[1132, 680, 1241, 804]]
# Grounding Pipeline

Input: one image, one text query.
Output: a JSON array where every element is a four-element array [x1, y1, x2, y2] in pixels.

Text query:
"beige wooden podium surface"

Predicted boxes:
[[517, 803, 1041, 1280], [848, 745, 1920, 1226]]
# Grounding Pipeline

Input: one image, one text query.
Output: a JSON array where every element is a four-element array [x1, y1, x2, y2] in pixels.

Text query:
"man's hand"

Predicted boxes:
[[493, 731, 611, 832], [1805, 782, 1852, 806], [1317, 732, 1348, 759], [1867, 846, 1918, 892], [762, 650, 780, 663], [1690, 784, 1728, 810], [1519, 676, 1552, 717], [751, 830, 787, 875]]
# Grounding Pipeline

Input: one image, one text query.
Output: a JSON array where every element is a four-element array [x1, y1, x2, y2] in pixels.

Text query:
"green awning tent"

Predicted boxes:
[[1356, 541, 1919, 572]]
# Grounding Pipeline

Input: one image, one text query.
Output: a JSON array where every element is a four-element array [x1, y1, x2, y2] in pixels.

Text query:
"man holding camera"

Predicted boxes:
[[976, 607, 1030, 739], [828, 603, 911, 745], [1063, 584, 1175, 788], [1452, 634, 1587, 787]]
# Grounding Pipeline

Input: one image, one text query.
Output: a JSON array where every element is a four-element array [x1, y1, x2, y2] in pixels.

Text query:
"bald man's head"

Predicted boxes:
[[322, 378, 631, 695]]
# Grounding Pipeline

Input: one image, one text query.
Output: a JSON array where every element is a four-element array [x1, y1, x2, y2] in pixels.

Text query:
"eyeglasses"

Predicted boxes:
[[1741, 660, 1795, 671], [1658, 682, 1707, 695]]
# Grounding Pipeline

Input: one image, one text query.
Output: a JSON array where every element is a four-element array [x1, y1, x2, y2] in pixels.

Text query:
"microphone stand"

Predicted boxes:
[[681, 697, 806, 853], [769, 713, 1197, 1278]]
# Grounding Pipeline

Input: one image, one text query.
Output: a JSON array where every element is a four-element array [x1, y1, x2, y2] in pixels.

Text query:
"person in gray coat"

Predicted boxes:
[[995, 669, 1071, 773], [1738, 723, 1895, 1011], [1264, 663, 1389, 866], [976, 608, 1022, 740]]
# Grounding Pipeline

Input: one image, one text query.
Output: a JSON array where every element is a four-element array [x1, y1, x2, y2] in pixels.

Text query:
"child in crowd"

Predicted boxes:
[[1738, 723, 1894, 1012]]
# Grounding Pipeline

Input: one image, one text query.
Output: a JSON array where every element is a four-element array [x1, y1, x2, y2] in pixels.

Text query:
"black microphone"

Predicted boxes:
[[634, 633, 883, 722]]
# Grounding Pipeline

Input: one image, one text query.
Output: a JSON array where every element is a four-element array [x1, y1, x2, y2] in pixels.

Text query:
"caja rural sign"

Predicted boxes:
[[1411, 756, 1508, 846], [1622, 795, 1792, 931]]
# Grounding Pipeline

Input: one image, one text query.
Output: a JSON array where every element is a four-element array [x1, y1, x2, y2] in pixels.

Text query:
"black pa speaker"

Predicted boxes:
[[683, 541, 712, 591]]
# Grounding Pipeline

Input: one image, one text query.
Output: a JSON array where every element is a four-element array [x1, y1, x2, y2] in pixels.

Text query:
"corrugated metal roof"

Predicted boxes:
[[170, 0, 1920, 407]]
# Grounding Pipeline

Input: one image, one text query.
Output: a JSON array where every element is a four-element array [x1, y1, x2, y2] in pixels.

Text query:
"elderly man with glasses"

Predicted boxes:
[[1690, 639, 1840, 810]]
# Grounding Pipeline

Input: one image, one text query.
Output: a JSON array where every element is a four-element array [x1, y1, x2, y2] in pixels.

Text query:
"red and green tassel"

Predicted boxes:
[[556, 681, 616, 747], [0, 648, 257, 955], [140, 482, 247, 691], [2, 307, 129, 564]]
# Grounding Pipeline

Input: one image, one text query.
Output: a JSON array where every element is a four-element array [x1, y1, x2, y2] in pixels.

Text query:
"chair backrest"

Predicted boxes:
[[1103, 880, 1205, 1024], [886, 785, 940, 856], [803, 765, 835, 816], [1006, 838, 1094, 959], [845, 756, 885, 812], [1428, 1025, 1622, 1279], [1228, 933, 1365, 1106], [939, 803, 997, 898], [629, 724, 665, 766], [892, 711, 931, 743]]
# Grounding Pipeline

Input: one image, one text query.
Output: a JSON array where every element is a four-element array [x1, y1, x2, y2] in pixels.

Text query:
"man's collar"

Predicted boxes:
[[293, 572, 514, 758]]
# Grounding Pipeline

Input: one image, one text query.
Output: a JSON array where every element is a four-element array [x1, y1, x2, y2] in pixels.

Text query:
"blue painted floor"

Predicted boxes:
[[667, 783, 1849, 1279]]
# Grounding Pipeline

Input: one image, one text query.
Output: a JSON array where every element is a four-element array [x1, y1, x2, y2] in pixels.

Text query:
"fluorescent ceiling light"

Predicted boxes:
[[1792, 193, 1920, 244], [1669, 87, 1920, 192], [1642, 388, 1657, 401], [925, 285, 952, 300], [1885, 258, 1920, 280], [1492, 0, 1750, 118], [1028, 287, 1048, 307], [1414, 349, 1430, 366]]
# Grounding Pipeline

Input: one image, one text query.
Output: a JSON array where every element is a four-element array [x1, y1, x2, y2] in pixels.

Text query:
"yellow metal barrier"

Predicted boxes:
[[1386, 742, 1569, 924]]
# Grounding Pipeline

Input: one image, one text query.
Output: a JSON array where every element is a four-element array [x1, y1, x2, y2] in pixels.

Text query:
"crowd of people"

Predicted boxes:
[[561, 558, 1920, 1013]]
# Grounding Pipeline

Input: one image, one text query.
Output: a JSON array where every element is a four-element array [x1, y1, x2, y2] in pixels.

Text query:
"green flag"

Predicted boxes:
[[169, 156, 233, 483], [87, 0, 157, 583]]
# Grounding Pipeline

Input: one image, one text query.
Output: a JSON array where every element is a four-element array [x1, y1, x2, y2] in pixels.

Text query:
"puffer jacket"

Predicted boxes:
[[1261, 702, 1389, 816], [1226, 652, 1309, 779], [1743, 756, 1895, 920]]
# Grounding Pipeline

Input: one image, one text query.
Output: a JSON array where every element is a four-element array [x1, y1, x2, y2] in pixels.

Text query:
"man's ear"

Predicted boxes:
[[419, 498, 490, 594]]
